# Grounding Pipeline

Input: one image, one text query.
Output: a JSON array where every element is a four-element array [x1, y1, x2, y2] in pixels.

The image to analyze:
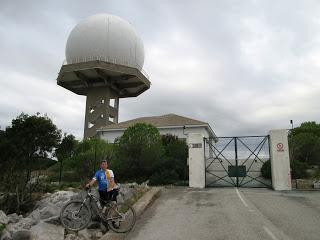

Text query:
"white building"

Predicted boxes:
[[97, 114, 216, 143]]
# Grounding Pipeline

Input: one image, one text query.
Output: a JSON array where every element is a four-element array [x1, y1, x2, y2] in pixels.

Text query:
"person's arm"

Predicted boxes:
[[86, 172, 98, 188], [107, 170, 115, 192], [86, 178, 96, 188], [107, 178, 115, 191]]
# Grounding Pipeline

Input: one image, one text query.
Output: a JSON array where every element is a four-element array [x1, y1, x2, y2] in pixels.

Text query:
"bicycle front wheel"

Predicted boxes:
[[60, 200, 91, 231], [105, 203, 136, 233]]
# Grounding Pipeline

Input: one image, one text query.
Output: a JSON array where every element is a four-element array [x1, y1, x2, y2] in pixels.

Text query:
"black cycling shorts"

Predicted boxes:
[[99, 189, 119, 202]]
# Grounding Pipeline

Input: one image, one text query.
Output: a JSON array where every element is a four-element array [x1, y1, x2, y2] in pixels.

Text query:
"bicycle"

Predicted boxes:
[[60, 186, 136, 233]]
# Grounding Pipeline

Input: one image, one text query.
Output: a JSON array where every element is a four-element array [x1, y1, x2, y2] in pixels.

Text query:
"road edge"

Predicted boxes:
[[99, 187, 162, 240]]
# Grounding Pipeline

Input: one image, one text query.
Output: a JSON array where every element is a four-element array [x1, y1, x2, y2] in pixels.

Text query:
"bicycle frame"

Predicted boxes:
[[82, 189, 122, 221]]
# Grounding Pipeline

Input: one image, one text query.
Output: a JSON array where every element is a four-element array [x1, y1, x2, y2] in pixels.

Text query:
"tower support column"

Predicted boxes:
[[84, 87, 119, 138]]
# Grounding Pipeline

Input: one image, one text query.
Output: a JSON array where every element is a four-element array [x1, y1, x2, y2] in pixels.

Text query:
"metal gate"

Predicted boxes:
[[205, 136, 272, 188]]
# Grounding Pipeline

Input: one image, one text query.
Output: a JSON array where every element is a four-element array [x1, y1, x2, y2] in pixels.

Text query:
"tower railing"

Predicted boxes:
[[62, 56, 149, 80]]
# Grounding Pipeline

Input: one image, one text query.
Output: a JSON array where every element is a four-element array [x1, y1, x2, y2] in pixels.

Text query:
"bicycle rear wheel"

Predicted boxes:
[[60, 200, 91, 231], [105, 203, 136, 233]]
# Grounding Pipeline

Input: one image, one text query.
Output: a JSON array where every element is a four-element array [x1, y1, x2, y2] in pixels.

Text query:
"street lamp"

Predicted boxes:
[[290, 120, 293, 130]]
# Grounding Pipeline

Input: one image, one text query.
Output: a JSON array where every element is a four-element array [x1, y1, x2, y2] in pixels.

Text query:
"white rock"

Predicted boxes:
[[12, 230, 32, 240], [30, 222, 64, 240], [64, 233, 90, 240], [0, 229, 11, 240], [7, 218, 37, 233], [99, 222, 107, 233], [36, 191, 77, 209], [77, 229, 91, 240], [29, 191, 78, 222], [120, 186, 134, 202], [64, 234, 78, 240], [0, 211, 9, 225], [43, 216, 60, 225], [140, 180, 149, 187], [95, 231, 103, 238], [7, 214, 21, 224]]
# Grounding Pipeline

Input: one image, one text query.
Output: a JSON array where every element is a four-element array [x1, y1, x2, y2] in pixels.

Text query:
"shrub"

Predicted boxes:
[[161, 134, 188, 180], [289, 122, 320, 166], [149, 169, 179, 185], [65, 138, 113, 182], [291, 160, 308, 179], [112, 129, 188, 185], [261, 159, 309, 179], [113, 123, 163, 183], [0, 224, 5, 235], [261, 160, 271, 179]]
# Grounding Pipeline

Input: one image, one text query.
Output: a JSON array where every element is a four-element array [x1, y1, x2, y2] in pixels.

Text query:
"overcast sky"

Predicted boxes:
[[1, 0, 320, 139]]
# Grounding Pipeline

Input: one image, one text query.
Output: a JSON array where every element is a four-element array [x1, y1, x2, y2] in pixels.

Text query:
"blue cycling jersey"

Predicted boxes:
[[93, 169, 114, 191]]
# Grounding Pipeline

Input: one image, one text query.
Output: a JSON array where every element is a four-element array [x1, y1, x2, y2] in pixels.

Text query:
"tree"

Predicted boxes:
[[149, 134, 188, 185], [113, 123, 163, 183], [290, 121, 320, 138], [289, 121, 320, 166], [261, 160, 271, 179], [0, 113, 61, 213], [161, 134, 188, 179], [63, 138, 113, 183], [55, 134, 77, 184]]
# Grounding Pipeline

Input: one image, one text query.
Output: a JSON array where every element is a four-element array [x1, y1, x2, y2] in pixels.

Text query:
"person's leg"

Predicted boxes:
[[103, 191, 112, 202], [104, 189, 118, 202], [111, 189, 119, 202], [98, 190, 108, 205]]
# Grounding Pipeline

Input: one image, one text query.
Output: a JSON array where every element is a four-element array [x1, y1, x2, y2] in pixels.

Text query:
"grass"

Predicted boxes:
[[0, 224, 5, 235], [311, 168, 320, 179], [124, 186, 150, 207]]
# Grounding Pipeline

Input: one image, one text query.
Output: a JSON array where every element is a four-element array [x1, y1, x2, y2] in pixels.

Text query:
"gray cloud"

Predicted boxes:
[[0, 0, 319, 138]]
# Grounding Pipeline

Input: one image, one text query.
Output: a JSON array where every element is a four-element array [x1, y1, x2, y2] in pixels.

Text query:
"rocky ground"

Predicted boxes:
[[0, 184, 146, 240]]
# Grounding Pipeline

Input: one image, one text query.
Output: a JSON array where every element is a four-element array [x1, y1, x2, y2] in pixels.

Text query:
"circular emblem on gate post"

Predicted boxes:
[[276, 143, 284, 152]]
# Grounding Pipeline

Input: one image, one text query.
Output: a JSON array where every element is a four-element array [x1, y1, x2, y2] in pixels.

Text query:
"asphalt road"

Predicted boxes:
[[125, 187, 320, 240]]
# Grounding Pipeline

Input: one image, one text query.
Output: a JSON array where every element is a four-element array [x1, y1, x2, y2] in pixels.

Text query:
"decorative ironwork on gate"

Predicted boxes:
[[204, 136, 272, 188]]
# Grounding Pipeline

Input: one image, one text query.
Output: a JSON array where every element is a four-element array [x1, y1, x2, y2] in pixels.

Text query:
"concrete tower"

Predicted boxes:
[[57, 14, 150, 138]]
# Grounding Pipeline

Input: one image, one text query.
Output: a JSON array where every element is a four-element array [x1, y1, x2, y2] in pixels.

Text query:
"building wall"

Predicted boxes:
[[98, 130, 123, 143], [98, 126, 211, 143]]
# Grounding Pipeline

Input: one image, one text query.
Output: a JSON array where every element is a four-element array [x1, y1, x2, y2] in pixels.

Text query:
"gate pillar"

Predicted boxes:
[[269, 129, 292, 190], [188, 133, 205, 188]]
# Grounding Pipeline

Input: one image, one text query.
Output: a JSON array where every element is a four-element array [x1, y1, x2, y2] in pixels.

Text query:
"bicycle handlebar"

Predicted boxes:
[[84, 184, 120, 191]]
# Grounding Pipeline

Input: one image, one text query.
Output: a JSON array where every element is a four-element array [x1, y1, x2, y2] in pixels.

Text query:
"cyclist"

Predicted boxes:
[[86, 159, 119, 208]]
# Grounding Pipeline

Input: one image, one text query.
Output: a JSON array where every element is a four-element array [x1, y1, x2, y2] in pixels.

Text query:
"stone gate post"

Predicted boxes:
[[269, 129, 292, 190], [188, 133, 206, 188]]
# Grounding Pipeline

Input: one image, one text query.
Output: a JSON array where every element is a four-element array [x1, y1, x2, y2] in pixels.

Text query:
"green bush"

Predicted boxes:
[[149, 169, 179, 185], [58, 138, 113, 182], [311, 167, 320, 179], [261, 160, 271, 179], [0, 223, 5, 235], [289, 122, 320, 166], [113, 123, 163, 183], [161, 134, 188, 180], [112, 127, 188, 185], [291, 160, 308, 179], [261, 159, 309, 179], [47, 170, 82, 183]]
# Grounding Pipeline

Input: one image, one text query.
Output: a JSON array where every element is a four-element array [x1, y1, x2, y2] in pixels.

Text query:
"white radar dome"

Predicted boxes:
[[65, 14, 144, 70]]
